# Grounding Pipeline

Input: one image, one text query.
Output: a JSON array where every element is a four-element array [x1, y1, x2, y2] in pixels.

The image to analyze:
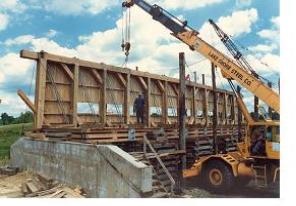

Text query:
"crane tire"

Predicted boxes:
[[203, 160, 235, 193]]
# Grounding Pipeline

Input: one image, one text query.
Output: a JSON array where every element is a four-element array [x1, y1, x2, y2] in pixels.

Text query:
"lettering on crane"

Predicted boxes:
[[208, 51, 253, 87]]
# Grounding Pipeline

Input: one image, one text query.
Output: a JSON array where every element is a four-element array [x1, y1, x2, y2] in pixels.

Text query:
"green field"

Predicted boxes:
[[0, 123, 33, 160]]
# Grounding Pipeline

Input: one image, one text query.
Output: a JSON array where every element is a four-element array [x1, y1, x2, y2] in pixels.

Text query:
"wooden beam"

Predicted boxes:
[[91, 69, 103, 85], [163, 81, 168, 124], [223, 93, 228, 125], [34, 52, 47, 129], [124, 73, 131, 124], [72, 63, 79, 126], [156, 80, 165, 93], [146, 78, 151, 127], [17, 90, 36, 113], [101, 69, 107, 124], [192, 86, 196, 124], [116, 73, 127, 88], [137, 76, 148, 90], [203, 88, 208, 127], [60, 63, 74, 80], [172, 84, 179, 96]]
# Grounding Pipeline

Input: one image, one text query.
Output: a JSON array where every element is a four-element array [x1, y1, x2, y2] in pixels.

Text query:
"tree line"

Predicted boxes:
[[0, 111, 33, 126]]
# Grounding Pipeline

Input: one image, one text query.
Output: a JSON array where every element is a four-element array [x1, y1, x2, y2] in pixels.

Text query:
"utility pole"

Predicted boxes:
[[177, 52, 186, 193], [211, 63, 218, 154]]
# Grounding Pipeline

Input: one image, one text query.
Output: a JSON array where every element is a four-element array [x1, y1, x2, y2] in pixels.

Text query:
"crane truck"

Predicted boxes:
[[122, 0, 280, 192]]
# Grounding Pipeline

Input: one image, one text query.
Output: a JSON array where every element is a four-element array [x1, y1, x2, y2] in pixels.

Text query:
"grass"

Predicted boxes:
[[0, 123, 33, 161]]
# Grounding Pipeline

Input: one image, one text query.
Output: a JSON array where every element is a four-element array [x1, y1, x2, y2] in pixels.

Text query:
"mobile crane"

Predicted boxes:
[[122, 0, 280, 192]]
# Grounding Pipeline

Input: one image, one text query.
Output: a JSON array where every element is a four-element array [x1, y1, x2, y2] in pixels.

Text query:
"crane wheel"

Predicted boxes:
[[203, 160, 235, 193]]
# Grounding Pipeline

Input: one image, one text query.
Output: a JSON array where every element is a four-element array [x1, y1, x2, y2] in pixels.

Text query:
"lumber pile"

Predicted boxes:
[[21, 174, 85, 198]]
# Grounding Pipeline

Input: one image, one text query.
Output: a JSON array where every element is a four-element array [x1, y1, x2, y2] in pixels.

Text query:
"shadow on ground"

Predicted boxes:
[[182, 177, 279, 198]]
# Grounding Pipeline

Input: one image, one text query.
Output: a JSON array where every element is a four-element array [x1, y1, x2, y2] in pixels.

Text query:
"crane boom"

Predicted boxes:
[[122, 0, 280, 113]]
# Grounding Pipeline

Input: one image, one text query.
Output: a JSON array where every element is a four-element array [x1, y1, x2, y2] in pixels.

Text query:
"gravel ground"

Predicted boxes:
[[181, 177, 279, 198]]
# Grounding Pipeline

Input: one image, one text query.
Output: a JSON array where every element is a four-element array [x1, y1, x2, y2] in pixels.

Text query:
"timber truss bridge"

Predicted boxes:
[[18, 50, 246, 197]]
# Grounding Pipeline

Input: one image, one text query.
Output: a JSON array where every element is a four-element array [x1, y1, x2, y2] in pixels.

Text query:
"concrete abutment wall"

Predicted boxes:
[[10, 138, 152, 198]]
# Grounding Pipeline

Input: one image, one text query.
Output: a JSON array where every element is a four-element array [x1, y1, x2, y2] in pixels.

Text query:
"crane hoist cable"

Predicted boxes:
[[121, 3, 132, 66]]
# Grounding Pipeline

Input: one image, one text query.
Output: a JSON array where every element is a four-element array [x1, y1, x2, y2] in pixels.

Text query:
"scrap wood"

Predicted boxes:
[[21, 174, 86, 198]]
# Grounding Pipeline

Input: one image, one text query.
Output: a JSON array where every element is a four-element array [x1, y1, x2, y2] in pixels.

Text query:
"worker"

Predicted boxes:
[[251, 131, 266, 156], [133, 94, 145, 124]]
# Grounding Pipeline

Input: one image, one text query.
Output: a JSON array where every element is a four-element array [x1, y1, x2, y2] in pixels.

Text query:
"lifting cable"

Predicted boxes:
[[121, 5, 131, 67]]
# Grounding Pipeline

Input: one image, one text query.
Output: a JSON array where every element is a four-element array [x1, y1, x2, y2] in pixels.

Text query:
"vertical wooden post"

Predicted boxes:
[[223, 93, 228, 125], [202, 74, 206, 85], [237, 86, 242, 141], [231, 95, 235, 124], [194, 72, 197, 83], [254, 96, 259, 120], [203, 89, 208, 126], [192, 86, 196, 124], [35, 52, 47, 129], [163, 81, 168, 124], [124, 73, 131, 124], [101, 69, 107, 124], [72, 63, 79, 126], [177, 52, 186, 193], [267, 82, 273, 118], [146, 78, 151, 127], [211, 63, 218, 154]]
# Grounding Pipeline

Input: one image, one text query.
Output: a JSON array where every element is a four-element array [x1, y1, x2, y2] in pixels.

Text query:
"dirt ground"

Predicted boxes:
[[183, 177, 280, 198], [0, 171, 34, 197], [0, 172, 279, 198]]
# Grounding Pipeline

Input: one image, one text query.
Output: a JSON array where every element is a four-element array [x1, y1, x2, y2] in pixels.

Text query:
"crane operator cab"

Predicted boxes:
[[249, 124, 280, 159]]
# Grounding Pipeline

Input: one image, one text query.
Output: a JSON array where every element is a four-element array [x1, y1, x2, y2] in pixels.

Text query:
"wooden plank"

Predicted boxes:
[[91, 69, 103, 85], [60, 63, 74, 80], [17, 89, 36, 113]]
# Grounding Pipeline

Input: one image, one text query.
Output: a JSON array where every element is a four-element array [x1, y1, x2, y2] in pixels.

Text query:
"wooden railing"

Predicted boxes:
[[143, 135, 176, 195]]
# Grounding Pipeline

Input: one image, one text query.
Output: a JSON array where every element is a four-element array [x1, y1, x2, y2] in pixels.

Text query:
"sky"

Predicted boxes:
[[0, 0, 280, 116]]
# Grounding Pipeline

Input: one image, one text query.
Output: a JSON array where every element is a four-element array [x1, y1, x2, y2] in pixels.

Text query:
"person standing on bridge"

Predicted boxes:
[[133, 94, 145, 124]]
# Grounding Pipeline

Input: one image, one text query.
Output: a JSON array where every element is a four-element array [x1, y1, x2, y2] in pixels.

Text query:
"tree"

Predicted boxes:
[[17, 111, 34, 123], [1, 113, 15, 125]]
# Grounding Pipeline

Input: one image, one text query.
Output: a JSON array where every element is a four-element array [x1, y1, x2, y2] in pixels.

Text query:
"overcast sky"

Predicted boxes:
[[0, 0, 279, 116]]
